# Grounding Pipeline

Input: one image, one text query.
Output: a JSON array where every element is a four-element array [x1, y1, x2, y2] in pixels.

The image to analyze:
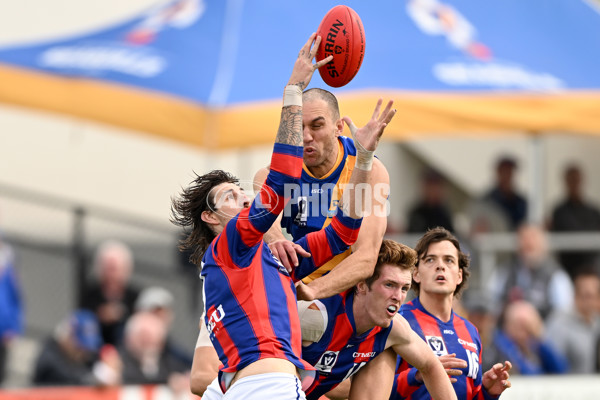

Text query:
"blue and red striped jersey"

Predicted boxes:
[[302, 291, 393, 400], [281, 136, 358, 283], [391, 298, 497, 400], [200, 143, 362, 393]]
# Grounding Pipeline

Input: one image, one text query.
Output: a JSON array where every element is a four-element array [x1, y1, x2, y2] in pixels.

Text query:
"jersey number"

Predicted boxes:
[[466, 350, 479, 379], [342, 361, 367, 381]]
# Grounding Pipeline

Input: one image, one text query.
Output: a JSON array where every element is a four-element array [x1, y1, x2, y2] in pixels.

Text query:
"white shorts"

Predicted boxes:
[[202, 378, 224, 400], [223, 373, 306, 400]]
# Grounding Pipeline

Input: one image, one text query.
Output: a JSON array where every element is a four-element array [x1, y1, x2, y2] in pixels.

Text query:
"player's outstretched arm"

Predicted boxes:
[[240, 34, 333, 245], [276, 33, 332, 147], [297, 97, 394, 299], [293, 100, 394, 281]]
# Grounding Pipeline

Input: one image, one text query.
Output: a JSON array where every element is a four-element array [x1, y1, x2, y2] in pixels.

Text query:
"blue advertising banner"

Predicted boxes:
[[0, 0, 599, 148]]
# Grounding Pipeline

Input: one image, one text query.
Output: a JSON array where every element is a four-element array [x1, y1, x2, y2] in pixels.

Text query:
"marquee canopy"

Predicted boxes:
[[0, 0, 599, 148]]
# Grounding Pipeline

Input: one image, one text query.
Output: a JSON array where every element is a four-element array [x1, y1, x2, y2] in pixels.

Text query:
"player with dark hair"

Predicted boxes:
[[172, 32, 395, 400], [351, 227, 512, 400]]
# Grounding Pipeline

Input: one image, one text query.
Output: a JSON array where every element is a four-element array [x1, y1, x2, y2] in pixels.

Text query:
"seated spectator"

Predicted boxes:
[[545, 271, 600, 373], [488, 223, 574, 319], [0, 235, 23, 385], [407, 169, 455, 233], [549, 164, 600, 279], [119, 311, 189, 392], [134, 286, 193, 367], [482, 156, 527, 230], [80, 240, 140, 346], [493, 300, 569, 375], [32, 310, 121, 386]]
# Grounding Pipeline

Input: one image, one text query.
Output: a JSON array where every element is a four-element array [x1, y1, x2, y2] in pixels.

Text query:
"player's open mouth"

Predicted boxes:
[[435, 275, 446, 282], [386, 305, 398, 315], [304, 147, 316, 155]]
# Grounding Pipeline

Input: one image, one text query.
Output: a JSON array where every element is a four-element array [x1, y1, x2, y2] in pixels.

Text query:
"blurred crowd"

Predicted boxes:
[[406, 157, 600, 376], [0, 238, 193, 394], [1, 156, 600, 392]]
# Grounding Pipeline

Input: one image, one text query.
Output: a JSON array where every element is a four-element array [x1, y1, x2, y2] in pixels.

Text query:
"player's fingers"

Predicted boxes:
[[446, 369, 463, 376], [304, 32, 317, 51], [293, 244, 311, 258], [379, 100, 394, 121], [314, 54, 333, 69], [310, 35, 323, 58], [370, 98, 384, 120], [503, 361, 513, 372], [502, 380, 512, 389], [285, 245, 300, 267], [442, 360, 468, 369], [272, 243, 294, 271], [342, 117, 358, 135]]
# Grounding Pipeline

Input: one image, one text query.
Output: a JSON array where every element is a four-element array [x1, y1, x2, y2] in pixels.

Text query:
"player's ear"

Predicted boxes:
[[201, 210, 219, 225], [457, 267, 463, 285], [335, 118, 344, 137], [413, 268, 421, 284], [356, 280, 368, 295]]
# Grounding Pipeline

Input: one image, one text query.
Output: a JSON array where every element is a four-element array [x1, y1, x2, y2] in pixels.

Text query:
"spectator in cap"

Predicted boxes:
[[134, 286, 193, 367], [482, 156, 527, 230], [80, 240, 140, 346], [32, 310, 121, 386]]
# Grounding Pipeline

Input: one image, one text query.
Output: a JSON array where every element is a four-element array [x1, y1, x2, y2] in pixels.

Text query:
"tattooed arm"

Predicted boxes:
[[275, 33, 332, 147]]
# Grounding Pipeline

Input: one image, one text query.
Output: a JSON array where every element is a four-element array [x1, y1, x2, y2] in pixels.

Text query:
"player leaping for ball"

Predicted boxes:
[[171, 33, 395, 400], [254, 86, 392, 302]]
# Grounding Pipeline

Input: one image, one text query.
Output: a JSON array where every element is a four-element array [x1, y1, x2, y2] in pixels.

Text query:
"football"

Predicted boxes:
[[316, 5, 365, 88]]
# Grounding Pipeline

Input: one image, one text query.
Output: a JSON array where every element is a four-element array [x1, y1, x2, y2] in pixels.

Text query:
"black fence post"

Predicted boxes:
[[73, 207, 87, 307]]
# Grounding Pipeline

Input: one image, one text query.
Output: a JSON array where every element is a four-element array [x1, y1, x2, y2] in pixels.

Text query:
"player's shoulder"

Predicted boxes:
[[452, 312, 481, 336], [400, 298, 418, 313], [338, 135, 357, 156]]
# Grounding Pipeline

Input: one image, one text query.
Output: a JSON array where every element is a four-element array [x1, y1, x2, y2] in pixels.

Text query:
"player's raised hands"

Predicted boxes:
[[288, 33, 333, 90], [342, 99, 396, 152]]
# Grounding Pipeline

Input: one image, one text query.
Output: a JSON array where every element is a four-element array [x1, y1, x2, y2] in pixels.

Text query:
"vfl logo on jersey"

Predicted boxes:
[[206, 305, 225, 335], [294, 196, 308, 227], [315, 350, 340, 374], [426, 335, 448, 356]]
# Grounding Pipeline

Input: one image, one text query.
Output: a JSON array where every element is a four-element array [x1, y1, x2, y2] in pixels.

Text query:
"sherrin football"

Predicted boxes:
[[316, 5, 365, 88]]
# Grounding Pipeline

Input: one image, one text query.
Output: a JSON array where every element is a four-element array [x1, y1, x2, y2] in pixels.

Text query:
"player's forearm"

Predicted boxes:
[[275, 100, 303, 147], [308, 249, 377, 299], [263, 215, 287, 244], [421, 361, 458, 400], [338, 167, 369, 220]]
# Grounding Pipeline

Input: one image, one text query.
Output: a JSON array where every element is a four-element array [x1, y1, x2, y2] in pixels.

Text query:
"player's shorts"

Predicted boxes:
[[202, 378, 224, 400], [223, 372, 306, 400]]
